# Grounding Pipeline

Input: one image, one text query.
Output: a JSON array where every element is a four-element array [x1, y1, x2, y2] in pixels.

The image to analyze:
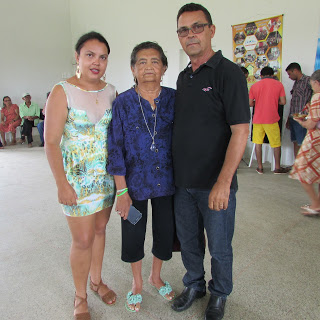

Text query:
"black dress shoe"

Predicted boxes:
[[171, 287, 206, 312], [204, 295, 226, 320]]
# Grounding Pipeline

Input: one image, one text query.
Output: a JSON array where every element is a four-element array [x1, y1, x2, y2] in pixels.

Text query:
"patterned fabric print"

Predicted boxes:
[[59, 83, 115, 216], [290, 75, 313, 115], [289, 93, 320, 184], [107, 87, 175, 201]]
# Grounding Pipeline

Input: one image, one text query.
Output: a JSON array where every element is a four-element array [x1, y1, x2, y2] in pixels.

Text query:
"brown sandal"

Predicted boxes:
[[90, 278, 116, 305], [74, 294, 91, 320]]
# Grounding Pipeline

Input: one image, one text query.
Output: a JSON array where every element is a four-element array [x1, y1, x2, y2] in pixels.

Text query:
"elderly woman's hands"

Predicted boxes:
[[116, 192, 132, 220], [293, 117, 317, 130]]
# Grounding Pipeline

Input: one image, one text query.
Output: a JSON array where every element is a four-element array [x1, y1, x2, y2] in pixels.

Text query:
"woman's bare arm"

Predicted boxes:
[[45, 85, 77, 206]]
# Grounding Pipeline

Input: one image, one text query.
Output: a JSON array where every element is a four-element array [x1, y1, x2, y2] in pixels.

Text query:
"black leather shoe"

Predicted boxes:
[[204, 295, 226, 320], [171, 287, 206, 312]]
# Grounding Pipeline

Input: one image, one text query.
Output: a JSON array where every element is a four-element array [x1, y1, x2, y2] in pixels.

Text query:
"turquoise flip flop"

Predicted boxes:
[[125, 291, 142, 312], [152, 281, 175, 301]]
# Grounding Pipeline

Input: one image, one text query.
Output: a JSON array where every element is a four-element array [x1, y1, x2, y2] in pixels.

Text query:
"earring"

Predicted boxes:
[[76, 65, 81, 79], [102, 74, 106, 81]]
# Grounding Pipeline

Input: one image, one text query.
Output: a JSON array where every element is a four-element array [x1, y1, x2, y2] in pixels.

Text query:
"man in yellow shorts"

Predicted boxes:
[[249, 67, 289, 174]]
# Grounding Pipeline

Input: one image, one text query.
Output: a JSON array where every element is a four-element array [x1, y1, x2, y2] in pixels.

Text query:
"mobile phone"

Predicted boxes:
[[126, 205, 142, 225]]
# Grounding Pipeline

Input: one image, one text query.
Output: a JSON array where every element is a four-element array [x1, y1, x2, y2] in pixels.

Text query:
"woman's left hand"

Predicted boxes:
[[115, 192, 132, 220]]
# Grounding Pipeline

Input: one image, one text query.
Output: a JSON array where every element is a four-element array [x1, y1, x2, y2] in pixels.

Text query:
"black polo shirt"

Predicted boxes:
[[172, 50, 250, 189]]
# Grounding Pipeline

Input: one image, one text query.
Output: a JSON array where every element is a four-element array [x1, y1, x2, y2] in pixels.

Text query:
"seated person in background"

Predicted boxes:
[[18, 93, 40, 148], [37, 92, 50, 147], [249, 66, 288, 174], [0, 96, 22, 145]]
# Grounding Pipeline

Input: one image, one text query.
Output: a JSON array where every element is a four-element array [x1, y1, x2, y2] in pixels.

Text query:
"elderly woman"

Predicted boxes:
[[45, 31, 116, 320], [0, 96, 21, 145], [290, 69, 320, 215], [108, 42, 175, 312]]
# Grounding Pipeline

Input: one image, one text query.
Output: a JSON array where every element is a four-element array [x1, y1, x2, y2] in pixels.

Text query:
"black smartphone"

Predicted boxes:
[[126, 205, 142, 225]]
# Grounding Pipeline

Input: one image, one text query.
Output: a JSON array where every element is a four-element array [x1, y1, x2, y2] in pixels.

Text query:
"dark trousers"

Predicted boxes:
[[37, 121, 44, 144], [21, 119, 34, 143], [121, 195, 174, 263], [174, 187, 236, 297]]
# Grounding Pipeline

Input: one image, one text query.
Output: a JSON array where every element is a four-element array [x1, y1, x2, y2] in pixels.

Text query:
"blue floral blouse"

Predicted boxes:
[[107, 87, 175, 201]]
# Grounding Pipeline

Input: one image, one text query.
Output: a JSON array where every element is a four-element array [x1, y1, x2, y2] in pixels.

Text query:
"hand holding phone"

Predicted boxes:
[[126, 205, 142, 225]]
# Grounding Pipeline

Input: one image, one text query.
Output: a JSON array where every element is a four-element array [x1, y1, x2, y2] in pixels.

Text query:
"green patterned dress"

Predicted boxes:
[[58, 81, 116, 216]]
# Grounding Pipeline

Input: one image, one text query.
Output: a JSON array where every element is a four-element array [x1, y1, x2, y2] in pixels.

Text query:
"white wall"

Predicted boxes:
[[0, 0, 73, 107], [2, 0, 319, 164], [69, 0, 320, 94], [69, 0, 191, 93], [4, 0, 319, 101], [68, 0, 320, 165]]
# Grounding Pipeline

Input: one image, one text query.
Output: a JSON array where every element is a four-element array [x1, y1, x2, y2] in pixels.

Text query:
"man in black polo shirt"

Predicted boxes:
[[171, 3, 250, 320]]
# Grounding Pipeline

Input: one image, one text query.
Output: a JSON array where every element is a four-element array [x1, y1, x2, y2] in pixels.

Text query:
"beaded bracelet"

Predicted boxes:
[[116, 189, 128, 197]]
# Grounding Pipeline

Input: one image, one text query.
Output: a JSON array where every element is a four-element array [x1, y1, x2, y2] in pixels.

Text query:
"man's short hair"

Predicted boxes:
[[285, 62, 301, 72], [240, 67, 249, 75], [260, 66, 274, 77], [177, 3, 212, 25]]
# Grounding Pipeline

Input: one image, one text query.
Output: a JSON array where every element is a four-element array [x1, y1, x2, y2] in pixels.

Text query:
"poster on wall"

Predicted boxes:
[[232, 15, 283, 89]]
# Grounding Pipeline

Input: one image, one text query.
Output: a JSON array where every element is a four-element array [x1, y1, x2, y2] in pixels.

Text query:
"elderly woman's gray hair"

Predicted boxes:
[[310, 69, 320, 83], [130, 41, 168, 68]]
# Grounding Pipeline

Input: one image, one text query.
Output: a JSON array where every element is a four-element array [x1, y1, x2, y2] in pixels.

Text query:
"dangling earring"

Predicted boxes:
[[76, 65, 81, 79], [102, 74, 106, 81], [134, 76, 138, 85], [161, 75, 164, 83]]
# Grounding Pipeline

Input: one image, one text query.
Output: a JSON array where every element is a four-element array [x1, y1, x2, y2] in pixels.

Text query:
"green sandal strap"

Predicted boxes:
[[158, 281, 173, 297], [126, 291, 142, 304]]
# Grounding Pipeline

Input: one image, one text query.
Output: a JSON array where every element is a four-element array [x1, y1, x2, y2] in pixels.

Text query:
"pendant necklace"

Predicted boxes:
[[96, 91, 99, 104], [137, 88, 161, 152]]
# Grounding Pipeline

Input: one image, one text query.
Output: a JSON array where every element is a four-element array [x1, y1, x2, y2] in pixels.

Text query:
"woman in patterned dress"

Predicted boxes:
[[289, 70, 320, 216], [0, 96, 21, 145], [108, 42, 175, 312], [45, 32, 116, 320]]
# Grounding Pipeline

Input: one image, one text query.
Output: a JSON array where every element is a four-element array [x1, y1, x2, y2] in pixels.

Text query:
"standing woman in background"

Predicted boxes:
[[290, 69, 320, 215], [45, 32, 116, 320]]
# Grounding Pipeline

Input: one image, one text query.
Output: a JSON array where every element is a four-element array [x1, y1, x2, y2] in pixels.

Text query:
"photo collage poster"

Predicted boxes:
[[232, 15, 283, 89]]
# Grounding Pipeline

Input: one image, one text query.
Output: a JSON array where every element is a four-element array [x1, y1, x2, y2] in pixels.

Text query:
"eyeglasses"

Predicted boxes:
[[177, 23, 210, 37], [3, 99, 11, 102]]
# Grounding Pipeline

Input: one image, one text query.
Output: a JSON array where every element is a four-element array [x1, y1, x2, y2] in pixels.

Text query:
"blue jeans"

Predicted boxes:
[[174, 187, 236, 298], [37, 121, 44, 144]]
